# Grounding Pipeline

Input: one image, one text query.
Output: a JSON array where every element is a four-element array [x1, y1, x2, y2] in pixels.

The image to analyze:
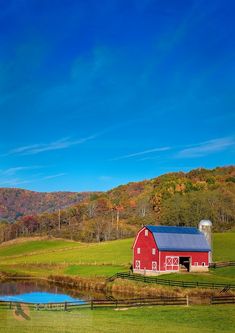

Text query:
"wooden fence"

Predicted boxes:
[[107, 272, 235, 290], [91, 296, 188, 309], [211, 296, 235, 305], [0, 300, 89, 311], [0, 296, 188, 311], [209, 261, 235, 269], [1, 296, 234, 311]]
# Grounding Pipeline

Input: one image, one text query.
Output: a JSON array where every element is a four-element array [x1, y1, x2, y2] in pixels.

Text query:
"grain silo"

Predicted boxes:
[[199, 220, 212, 263]]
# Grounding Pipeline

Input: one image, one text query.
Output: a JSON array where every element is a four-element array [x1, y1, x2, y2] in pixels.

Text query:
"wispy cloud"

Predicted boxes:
[[0, 178, 32, 187], [99, 176, 112, 181], [2, 166, 42, 176], [5, 135, 96, 156], [42, 173, 67, 180], [177, 137, 235, 158], [111, 147, 170, 161], [0, 172, 67, 188], [139, 156, 161, 161]]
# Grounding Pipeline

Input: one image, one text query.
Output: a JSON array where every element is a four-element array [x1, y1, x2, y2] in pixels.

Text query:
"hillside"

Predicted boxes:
[[0, 188, 92, 221], [0, 233, 234, 283], [0, 166, 235, 243]]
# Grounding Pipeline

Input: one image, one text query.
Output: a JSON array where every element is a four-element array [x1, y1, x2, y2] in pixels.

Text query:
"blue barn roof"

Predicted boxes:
[[146, 225, 211, 252]]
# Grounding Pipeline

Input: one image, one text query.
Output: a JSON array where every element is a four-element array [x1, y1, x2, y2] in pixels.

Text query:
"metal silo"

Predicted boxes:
[[199, 220, 212, 263]]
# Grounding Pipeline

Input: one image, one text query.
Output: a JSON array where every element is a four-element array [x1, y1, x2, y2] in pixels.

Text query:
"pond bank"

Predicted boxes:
[[1, 271, 235, 303]]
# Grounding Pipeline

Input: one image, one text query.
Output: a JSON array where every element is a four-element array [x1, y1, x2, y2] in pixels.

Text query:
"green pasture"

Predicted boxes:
[[0, 305, 235, 333], [64, 264, 125, 277], [0, 238, 132, 266], [212, 232, 235, 261], [162, 267, 235, 284], [0, 239, 81, 257], [0, 233, 234, 282]]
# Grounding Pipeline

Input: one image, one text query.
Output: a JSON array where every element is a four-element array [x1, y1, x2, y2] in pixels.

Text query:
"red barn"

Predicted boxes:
[[133, 225, 211, 275]]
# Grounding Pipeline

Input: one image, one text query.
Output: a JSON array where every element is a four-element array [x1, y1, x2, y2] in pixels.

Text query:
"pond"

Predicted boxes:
[[0, 280, 104, 304]]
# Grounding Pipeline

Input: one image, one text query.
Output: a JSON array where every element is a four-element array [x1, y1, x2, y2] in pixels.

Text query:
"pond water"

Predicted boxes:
[[0, 280, 100, 304]]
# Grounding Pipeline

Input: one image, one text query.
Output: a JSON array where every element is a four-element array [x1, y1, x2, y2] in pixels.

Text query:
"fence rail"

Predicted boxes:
[[0, 300, 89, 311], [1, 296, 234, 310], [211, 296, 235, 304], [209, 261, 235, 268], [0, 296, 188, 311], [107, 272, 235, 290], [91, 296, 188, 309]]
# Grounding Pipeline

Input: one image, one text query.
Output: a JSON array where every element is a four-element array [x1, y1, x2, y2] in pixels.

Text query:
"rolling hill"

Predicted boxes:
[[0, 232, 234, 283], [0, 188, 92, 221], [0, 166, 235, 243]]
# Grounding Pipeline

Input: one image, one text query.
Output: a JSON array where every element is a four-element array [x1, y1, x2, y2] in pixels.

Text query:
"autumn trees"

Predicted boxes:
[[0, 166, 235, 244]]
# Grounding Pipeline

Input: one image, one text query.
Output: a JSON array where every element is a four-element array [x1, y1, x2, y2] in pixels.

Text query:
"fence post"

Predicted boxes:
[[9, 302, 12, 309], [91, 300, 93, 310], [186, 295, 189, 307], [64, 302, 67, 311]]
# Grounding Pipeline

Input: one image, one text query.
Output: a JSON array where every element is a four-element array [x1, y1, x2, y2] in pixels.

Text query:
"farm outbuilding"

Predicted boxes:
[[133, 225, 211, 275]]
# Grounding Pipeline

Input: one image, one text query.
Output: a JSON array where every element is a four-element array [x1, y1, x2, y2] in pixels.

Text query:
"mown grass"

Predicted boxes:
[[0, 233, 234, 282], [0, 305, 235, 333], [64, 264, 125, 277], [162, 267, 235, 284], [213, 232, 235, 261], [0, 239, 81, 257], [0, 238, 132, 266]]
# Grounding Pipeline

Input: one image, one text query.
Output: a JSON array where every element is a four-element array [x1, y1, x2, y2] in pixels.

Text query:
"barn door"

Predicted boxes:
[[165, 256, 179, 271]]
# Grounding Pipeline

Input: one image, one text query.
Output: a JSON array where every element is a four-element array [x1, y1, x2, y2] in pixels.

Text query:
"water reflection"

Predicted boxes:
[[0, 280, 106, 304]]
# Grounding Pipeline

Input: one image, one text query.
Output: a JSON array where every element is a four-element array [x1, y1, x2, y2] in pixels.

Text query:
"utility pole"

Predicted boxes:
[[116, 208, 119, 238], [58, 209, 61, 231]]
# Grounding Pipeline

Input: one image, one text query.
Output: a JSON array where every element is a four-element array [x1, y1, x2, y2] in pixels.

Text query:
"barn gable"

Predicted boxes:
[[146, 226, 211, 252]]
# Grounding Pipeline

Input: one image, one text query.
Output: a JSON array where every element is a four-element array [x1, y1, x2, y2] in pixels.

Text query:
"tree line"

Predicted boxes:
[[0, 166, 235, 243]]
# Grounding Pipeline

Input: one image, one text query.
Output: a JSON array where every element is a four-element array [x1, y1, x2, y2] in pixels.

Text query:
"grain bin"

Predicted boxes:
[[199, 220, 212, 263]]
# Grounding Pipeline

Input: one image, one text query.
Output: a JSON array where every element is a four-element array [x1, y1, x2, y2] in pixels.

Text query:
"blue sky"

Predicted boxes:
[[0, 0, 234, 192]]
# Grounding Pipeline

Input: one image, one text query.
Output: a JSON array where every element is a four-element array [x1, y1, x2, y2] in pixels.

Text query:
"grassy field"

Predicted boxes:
[[212, 232, 235, 261], [0, 238, 132, 278], [0, 239, 82, 257], [0, 305, 235, 333], [0, 234, 234, 333], [0, 233, 234, 282], [0, 238, 132, 265]]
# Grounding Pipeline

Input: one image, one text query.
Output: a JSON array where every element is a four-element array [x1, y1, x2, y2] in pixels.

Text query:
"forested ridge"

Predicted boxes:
[[0, 189, 92, 221], [0, 166, 234, 243]]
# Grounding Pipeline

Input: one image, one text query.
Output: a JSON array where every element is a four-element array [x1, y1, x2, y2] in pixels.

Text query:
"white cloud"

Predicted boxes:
[[177, 137, 235, 158], [111, 147, 170, 161], [42, 173, 67, 180], [5, 135, 96, 156], [2, 166, 42, 176], [139, 156, 161, 161], [0, 178, 31, 186]]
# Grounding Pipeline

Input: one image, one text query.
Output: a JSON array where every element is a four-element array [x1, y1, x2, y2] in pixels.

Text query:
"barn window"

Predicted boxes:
[[202, 262, 205, 266], [152, 248, 156, 255], [137, 248, 141, 254], [194, 262, 198, 266], [145, 229, 148, 236]]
